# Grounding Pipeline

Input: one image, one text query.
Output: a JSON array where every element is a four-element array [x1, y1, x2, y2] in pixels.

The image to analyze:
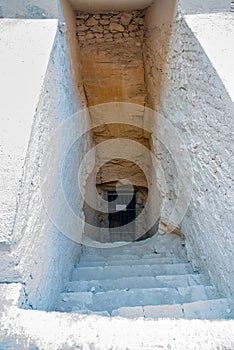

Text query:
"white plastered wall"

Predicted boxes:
[[160, 13, 234, 298], [0, 19, 58, 244], [0, 0, 91, 310], [144, 0, 234, 299]]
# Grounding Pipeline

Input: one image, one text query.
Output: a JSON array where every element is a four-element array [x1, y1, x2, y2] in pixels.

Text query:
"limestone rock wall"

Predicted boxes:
[[143, 0, 177, 110], [75, 10, 150, 187], [75, 10, 153, 240], [76, 11, 145, 47], [143, 2, 234, 299], [76, 11, 146, 107]]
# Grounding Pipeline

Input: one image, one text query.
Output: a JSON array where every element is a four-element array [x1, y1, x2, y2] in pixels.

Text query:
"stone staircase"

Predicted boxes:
[[56, 234, 233, 319]]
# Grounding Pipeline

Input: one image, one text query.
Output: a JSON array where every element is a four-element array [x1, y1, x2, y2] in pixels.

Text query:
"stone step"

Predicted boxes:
[[79, 252, 178, 263], [82, 246, 165, 258], [66, 274, 208, 293], [77, 256, 186, 267], [72, 263, 194, 281], [111, 298, 233, 320], [58, 285, 218, 313]]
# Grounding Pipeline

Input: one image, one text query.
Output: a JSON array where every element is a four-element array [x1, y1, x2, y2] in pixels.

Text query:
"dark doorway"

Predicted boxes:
[[107, 189, 136, 242]]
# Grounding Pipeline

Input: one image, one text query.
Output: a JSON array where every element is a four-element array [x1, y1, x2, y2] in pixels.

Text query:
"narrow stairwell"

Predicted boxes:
[[56, 234, 233, 319]]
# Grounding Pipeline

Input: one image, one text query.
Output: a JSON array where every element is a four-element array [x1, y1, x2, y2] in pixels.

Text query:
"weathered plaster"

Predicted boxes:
[[60, 0, 87, 106], [0, 19, 57, 242], [160, 13, 234, 298], [185, 13, 234, 101], [0, 14, 90, 309]]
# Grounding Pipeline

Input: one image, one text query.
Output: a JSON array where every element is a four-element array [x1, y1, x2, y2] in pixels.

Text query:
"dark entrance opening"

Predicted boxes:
[[107, 189, 136, 242]]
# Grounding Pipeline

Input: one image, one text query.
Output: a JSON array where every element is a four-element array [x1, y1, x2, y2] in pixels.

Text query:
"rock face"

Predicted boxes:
[[76, 11, 145, 46], [79, 44, 146, 106], [76, 11, 146, 107], [76, 10, 151, 238], [75, 10, 148, 147]]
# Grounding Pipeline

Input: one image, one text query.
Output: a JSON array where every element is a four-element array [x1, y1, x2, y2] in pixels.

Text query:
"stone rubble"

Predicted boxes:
[[76, 11, 145, 47]]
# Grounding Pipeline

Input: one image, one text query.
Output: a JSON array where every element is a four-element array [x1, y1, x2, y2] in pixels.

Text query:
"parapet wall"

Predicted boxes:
[[76, 11, 145, 46]]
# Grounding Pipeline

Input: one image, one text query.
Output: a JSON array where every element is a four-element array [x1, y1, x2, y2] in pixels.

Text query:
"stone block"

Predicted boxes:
[[120, 13, 132, 26], [109, 23, 125, 32], [86, 17, 98, 26]]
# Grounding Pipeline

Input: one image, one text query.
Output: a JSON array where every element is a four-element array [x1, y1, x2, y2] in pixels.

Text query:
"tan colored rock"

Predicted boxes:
[[100, 19, 110, 25], [104, 33, 113, 39], [86, 17, 99, 26], [112, 14, 121, 19], [95, 33, 104, 39], [159, 220, 181, 236], [76, 20, 85, 25], [134, 17, 144, 25], [86, 33, 95, 40], [102, 15, 111, 19], [87, 38, 96, 44], [109, 23, 125, 32], [76, 13, 89, 20], [116, 38, 124, 44], [78, 36, 85, 41], [96, 160, 148, 187], [78, 31, 85, 37], [120, 13, 132, 26], [113, 33, 123, 39], [91, 26, 103, 33], [96, 38, 105, 44], [129, 24, 137, 32], [136, 31, 144, 37], [80, 44, 146, 106], [77, 24, 89, 31]]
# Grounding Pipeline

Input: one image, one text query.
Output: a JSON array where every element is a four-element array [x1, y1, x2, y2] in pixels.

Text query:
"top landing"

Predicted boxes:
[[0, 0, 58, 19], [0, 0, 231, 19], [179, 0, 231, 14]]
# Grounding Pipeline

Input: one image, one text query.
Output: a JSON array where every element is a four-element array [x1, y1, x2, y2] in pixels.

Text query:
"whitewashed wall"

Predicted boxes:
[[160, 14, 234, 299], [8, 7, 90, 310], [0, 19, 58, 244]]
